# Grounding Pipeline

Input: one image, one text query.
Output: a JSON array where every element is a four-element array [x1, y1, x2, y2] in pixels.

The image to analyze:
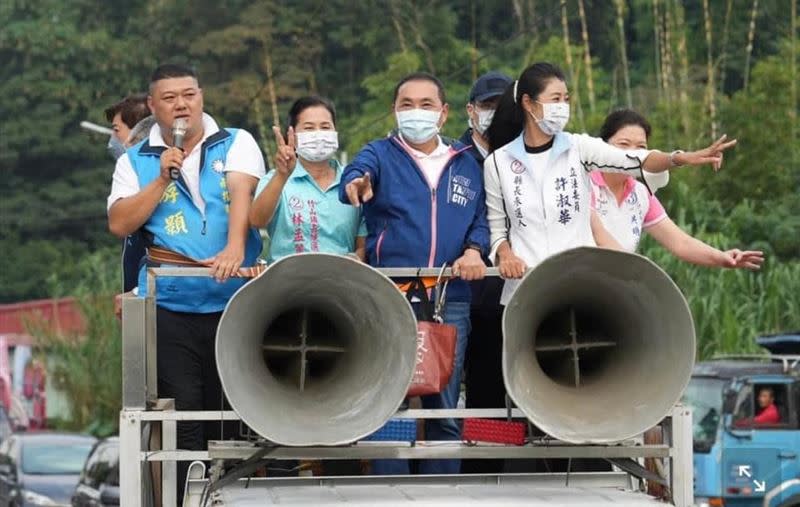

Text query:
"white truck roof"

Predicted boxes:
[[188, 473, 665, 506]]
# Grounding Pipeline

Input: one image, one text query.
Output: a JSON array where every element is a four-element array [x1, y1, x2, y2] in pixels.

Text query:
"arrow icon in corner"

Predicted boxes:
[[754, 480, 766, 492], [738, 465, 752, 478]]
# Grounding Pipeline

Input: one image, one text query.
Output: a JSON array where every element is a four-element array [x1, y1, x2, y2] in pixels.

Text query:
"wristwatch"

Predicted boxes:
[[669, 150, 685, 167]]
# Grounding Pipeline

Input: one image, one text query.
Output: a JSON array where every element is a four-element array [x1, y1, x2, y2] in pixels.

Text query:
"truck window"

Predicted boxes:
[[734, 383, 793, 429], [732, 384, 755, 427], [682, 377, 726, 452], [794, 380, 800, 426]]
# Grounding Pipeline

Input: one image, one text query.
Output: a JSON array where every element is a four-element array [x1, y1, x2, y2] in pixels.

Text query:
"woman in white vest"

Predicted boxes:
[[483, 62, 739, 305], [593, 108, 764, 269]]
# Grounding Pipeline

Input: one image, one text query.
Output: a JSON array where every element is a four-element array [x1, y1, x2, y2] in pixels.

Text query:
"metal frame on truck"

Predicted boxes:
[[118, 266, 694, 507]]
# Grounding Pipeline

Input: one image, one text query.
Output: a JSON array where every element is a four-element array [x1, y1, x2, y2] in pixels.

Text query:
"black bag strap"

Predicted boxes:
[[405, 278, 435, 322]]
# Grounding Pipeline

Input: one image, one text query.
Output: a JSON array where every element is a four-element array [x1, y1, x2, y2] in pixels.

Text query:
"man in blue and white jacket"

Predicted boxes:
[[341, 72, 490, 475], [107, 64, 264, 497]]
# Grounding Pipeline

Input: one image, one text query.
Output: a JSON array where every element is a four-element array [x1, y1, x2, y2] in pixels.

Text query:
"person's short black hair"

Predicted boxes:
[[759, 386, 775, 398], [599, 109, 652, 142], [287, 96, 337, 129], [149, 63, 200, 88], [104, 93, 150, 128], [393, 72, 446, 104]]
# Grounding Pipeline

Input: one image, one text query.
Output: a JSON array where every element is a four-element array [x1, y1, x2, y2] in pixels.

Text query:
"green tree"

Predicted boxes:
[[27, 250, 121, 436]]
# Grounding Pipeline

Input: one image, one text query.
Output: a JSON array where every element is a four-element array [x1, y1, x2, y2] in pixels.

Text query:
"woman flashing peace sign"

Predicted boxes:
[[249, 96, 366, 262]]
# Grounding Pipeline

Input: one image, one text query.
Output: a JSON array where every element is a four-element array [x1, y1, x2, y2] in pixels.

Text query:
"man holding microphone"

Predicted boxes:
[[106, 63, 265, 498]]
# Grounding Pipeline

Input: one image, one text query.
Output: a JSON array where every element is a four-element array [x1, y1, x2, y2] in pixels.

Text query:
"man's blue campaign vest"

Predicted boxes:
[[128, 128, 262, 313]]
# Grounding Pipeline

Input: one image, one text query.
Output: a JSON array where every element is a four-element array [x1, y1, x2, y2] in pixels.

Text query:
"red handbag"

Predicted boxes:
[[406, 270, 457, 397]]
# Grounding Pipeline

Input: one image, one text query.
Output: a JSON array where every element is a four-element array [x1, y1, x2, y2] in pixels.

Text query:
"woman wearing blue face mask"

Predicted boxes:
[[250, 96, 366, 262], [484, 62, 739, 305]]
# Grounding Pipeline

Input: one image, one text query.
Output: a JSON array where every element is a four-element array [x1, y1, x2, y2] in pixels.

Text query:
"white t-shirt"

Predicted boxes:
[[590, 172, 667, 252], [106, 113, 266, 212], [398, 135, 452, 187], [472, 133, 490, 159]]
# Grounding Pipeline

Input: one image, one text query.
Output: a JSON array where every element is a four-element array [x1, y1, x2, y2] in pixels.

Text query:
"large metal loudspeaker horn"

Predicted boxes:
[[216, 253, 418, 446], [503, 247, 695, 443]]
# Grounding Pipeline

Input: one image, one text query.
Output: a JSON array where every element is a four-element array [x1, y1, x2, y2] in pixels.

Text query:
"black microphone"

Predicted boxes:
[[170, 118, 188, 180]]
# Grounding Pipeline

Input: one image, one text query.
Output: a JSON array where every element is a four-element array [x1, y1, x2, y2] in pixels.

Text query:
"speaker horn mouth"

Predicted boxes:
[[262, 306, 352, 391], [534, 305, 619, 388], [216, 253, 419, 446], [503, 247, 696, 444]]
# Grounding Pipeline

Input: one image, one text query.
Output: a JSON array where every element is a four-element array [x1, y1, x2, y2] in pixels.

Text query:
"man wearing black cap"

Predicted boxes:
[[460, 71, 512, 475], [458, 71, 513, 164]]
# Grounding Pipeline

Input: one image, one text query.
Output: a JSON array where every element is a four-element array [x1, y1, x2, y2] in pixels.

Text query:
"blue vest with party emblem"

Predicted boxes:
[[128, 128, 262, 313]]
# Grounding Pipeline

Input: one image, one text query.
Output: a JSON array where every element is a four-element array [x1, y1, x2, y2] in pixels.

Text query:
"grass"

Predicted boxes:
[[639, 183, 800, 360]]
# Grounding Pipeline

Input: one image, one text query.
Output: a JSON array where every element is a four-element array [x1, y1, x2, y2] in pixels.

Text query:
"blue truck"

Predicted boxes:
[[684, 333, 800, 507]]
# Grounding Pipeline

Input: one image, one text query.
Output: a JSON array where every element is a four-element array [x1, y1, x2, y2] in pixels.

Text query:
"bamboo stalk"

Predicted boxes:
[[308, 72, 318, 96], [561, 0, 585, 130], [792, 0, 797, 171], [660, 1, 671, 102], [610, 67, 619, 107], [390, 0, 409, 53], [718, 0, 734, 94], [512, 0, 525, 35], [702, 0, 718, 138], [572, 58, 586, 132], [560, 0, 571, 68], [577, 0, 596, 112], [672, 0, 691, 135], [527, 0, 537, 37], [613, 0, 633, 108], [560, 0, 573, 72], [662, 1, 675, 145], [744, 0, 759, 90], [411, 7, 436, 73], [652, 0, 663, 99], [471, 0, 478, 82], [264, 50, 280, 130], [252, 98, 272, 168]]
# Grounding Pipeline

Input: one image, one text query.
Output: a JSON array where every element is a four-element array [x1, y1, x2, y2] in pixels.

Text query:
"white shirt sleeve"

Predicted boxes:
[[106, 153, 141, 212], [225, 129, 267, 179], [573, 133, 652, 176], [483, 154, 509, 265]]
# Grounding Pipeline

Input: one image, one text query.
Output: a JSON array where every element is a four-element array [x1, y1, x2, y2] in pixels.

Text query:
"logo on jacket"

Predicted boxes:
[[212, 159, 225, 173], [451, 175, 477, 207], [511, 160, 526, 174], [289, 196, 304, 210]]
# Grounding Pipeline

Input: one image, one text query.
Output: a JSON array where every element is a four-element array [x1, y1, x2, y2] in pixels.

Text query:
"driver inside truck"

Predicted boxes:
[[733, 386, 782, 428], [753, 386, 781, 425]]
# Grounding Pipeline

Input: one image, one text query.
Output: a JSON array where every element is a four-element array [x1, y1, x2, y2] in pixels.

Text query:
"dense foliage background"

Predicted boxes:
[[1, 0, 798, 362]]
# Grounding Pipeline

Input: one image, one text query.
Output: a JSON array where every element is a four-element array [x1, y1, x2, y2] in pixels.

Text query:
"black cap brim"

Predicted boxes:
[[472, 90, 506, 103]]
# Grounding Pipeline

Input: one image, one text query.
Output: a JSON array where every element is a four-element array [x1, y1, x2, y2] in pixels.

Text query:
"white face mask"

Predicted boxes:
[[295, 130, 339, 162], [530, 101, 570, 135], [469, 108, 495, 135], [396, 108, 441, 144]]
